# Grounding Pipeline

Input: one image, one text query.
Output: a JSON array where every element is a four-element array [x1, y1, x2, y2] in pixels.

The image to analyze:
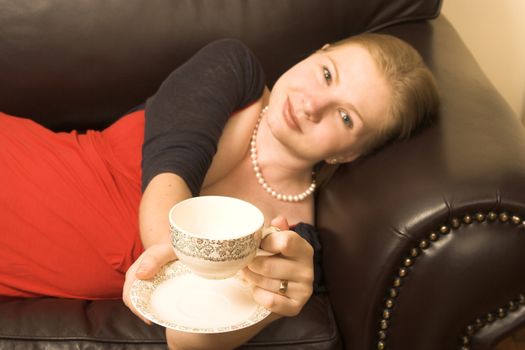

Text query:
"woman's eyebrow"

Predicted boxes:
[[327, 56, 339, 85]]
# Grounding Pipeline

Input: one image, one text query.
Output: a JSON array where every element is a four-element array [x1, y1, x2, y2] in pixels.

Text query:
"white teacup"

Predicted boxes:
[[169, 196, 276, 279]]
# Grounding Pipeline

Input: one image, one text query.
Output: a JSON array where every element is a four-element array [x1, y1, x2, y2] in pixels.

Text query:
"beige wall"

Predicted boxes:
[[442, 0, 525, 122]]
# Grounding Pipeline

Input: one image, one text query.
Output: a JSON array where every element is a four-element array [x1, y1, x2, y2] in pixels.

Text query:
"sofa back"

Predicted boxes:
[[0, 0, 440, 130]]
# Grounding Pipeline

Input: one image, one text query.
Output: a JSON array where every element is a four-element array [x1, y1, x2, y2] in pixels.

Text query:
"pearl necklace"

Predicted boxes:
[[250, 106, 316, 202]]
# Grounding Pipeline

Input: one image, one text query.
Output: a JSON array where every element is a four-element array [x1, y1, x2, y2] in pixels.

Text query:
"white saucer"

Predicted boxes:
[[130, 261, 271, 333]]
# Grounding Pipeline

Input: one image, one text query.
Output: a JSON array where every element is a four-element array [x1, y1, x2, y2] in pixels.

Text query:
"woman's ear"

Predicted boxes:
[[321, 43, 331, 51], [325, 152, 360, 165]]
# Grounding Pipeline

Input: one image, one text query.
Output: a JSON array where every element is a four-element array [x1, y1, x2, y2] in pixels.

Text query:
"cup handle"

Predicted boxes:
[[256, 226, 280, 257]]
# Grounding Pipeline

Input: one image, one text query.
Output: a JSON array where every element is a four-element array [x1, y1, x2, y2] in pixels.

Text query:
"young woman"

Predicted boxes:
[[0, 33, 439, 349]]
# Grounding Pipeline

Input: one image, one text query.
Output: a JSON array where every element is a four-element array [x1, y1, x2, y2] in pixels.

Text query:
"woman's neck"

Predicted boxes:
[[252, 108, 315, 198]]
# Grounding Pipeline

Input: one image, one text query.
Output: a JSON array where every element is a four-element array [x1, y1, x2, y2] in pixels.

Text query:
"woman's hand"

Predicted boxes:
[[122, 243, 177, 324], [240, 216, 314, 317]]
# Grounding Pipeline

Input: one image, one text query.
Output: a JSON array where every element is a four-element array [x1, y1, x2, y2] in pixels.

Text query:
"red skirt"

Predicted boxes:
[[0, 110, 145, 299]]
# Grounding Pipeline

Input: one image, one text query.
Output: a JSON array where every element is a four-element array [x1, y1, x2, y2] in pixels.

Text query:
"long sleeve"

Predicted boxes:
[[142, 39, 266, 195]]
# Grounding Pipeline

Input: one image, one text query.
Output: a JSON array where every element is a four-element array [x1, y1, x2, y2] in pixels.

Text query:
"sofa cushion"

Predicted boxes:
[[0, 294, 340, 349]]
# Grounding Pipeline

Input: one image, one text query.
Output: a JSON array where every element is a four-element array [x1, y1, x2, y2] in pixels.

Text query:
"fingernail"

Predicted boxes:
[[137, 263, 148, 274]]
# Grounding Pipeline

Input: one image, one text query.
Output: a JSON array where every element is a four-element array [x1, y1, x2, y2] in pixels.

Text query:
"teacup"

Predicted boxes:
[[169, 196, 276, 279]]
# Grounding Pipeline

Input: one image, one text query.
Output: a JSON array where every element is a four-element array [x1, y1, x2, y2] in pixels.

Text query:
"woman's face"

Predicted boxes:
[[267, 43, 391, 164]]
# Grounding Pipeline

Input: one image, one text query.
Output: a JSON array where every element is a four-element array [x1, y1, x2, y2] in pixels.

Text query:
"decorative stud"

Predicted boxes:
[[451, 218, 461, 228], [460, 335, 470, 345], [380, 319, 389, 330], [487, 212, 498, 221], [429, 232, 439, 241], [511, 215, 521, 224], [475, 318, 484, 328], [475, 213, 485, 222], [393, 277, 402, 287], [385, 299, 394, 308], [389, 288, 398, 298], [519, 294, 525, 304], [419, 240, 429, 249], [461, 346, 470, 350], [378, 330, 387, 340], [499, 213, 509, 222], [440, 225, 450, 234], [486, 313, 495, 323], [463, 215, 473, 224], [398, 268, 407, 278], [377, 340, 385, 350], [508, 301, 517, 311], [466, 325, 475, 335], [410, 248, 419, 258], [497, 308, 506, 318], [404, 258, 413, 267], [383, 309, 391, 319]]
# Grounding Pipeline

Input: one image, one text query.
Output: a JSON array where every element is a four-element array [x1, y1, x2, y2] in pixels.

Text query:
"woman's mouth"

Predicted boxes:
[[283, 97, 302, 132]]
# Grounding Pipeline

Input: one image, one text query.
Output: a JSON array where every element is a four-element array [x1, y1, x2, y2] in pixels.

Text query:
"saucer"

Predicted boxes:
[[130, 261, 271, 333]]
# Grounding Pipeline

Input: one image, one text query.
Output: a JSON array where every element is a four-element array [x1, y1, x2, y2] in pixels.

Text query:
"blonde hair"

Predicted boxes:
[[316, 33, 440, 188]]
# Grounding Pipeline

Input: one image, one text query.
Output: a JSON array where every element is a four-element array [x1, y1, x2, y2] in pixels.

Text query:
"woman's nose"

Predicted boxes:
[[303, 94, 331, 122]]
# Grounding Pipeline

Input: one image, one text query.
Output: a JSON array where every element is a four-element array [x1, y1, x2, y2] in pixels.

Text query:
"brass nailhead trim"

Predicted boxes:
[[440, 225, 451, 234], [393, 277, 402, 287], [398, 268, 407, 278], [389, 288, 398, 298], [380, 319, 388, 330], [475, 318, 484, 328], [377, 210, 525, 349]]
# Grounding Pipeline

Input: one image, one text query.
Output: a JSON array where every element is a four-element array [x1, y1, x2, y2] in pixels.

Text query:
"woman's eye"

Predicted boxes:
[[322, 66, 332, 84], [339, 110, 353, 128]]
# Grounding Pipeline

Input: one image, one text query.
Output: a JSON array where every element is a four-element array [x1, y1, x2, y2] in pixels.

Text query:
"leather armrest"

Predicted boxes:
[[317, 16, 525, 350]]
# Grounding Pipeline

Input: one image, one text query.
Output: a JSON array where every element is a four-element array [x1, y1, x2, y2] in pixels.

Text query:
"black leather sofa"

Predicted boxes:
[[1, 0, 525, 349]]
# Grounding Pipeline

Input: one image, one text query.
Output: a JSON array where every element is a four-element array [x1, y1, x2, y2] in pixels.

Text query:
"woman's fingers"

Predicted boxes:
[[260, 228, 314, 262], [122, 243, 177, 324], [248, 254, 313, 282], [135, 243, 176, 279], [251, 285, 305, 317]]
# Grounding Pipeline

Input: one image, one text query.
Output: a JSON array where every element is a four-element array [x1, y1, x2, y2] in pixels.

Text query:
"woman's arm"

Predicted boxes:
[[139, 173, 191, 248], [142, 38, 266, 197], [123, 39, 266, 325]]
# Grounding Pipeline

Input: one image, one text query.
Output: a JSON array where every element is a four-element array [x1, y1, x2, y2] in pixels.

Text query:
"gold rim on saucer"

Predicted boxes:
[[130, 261, 271, 333]]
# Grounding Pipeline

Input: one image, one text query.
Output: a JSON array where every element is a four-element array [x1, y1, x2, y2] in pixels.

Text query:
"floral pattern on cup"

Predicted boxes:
[[171, 225, 259, 262]]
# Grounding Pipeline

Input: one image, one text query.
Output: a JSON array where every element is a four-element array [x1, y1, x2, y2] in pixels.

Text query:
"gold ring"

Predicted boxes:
[[278, 280, 288, 294]]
